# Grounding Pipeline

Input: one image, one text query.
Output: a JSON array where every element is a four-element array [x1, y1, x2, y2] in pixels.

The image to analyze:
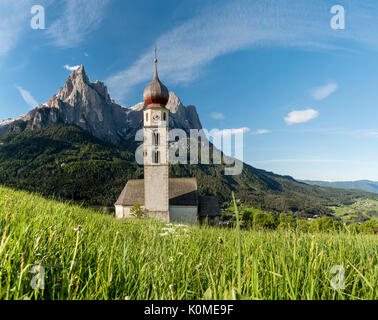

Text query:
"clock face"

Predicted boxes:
[[152, 112, 160, 122]]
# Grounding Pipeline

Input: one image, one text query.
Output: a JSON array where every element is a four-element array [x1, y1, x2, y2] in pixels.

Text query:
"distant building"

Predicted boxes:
[[115, 58, 220, 224]]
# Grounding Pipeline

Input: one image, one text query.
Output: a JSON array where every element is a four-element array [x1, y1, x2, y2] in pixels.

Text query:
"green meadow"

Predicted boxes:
[[330, 199, 378, 223], [0, 186, 376, 300]]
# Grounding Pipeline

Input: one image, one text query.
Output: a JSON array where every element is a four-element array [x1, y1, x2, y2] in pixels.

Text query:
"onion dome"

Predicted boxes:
[[143, 58, 169, 108]]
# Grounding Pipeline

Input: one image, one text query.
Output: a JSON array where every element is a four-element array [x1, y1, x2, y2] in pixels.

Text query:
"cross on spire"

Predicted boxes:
[[154, 43, 158, 64]]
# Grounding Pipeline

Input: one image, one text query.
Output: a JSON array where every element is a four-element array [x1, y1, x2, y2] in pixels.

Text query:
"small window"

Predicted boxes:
[[154, 133, 160, 146], [146, 113, 149, 122], [153, 151, 160, 164], [163, 112, 167, 121]]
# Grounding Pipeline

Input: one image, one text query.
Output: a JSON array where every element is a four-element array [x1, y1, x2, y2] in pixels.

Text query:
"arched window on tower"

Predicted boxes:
[[153, 151, 160, 164], [163, 112, 167, 121], [154, 132, 160, 146], [146, 113, 149, 122]]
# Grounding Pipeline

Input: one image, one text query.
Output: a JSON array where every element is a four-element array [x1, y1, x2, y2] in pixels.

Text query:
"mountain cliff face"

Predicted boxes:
[[0, 65, 202, 144]]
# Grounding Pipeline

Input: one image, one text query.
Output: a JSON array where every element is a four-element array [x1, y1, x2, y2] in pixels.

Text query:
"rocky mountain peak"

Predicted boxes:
[[0, 65, 203, 145], [56, 64, 111, 105]]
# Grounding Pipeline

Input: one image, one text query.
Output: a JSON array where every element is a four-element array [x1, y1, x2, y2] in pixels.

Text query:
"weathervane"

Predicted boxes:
[[154, 43, 158, 63]]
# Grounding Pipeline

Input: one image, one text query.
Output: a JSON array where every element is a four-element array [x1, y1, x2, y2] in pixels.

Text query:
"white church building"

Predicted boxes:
[[115, 58, 220, 224]]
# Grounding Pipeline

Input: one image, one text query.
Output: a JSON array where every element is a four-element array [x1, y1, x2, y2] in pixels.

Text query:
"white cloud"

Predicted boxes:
[[284, 109, 319, 125], [106, 0, 378, 102], [210, 112, 225, 120], [16, 85, 38, 107], [46, 0, 109, 48], [311, 82, 339, 100], [252, 129, 271, 135], [64, 64, 81, 71]]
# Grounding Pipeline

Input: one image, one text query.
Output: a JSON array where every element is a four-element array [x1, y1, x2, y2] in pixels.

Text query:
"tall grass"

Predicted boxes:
[[0, 186, 376, 300]]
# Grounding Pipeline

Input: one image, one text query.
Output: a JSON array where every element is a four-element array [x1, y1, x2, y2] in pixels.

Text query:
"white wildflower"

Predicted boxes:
[[159, 232, 169, 237]]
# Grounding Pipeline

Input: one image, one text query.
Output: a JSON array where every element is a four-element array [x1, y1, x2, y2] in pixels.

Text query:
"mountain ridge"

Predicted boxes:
[[0, 65, 202, 145], [301, 180, 378, 194], [1, 66, 377, 217]]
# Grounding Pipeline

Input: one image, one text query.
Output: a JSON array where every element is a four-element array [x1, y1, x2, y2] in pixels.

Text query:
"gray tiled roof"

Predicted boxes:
[[115, 178, 198, 206]]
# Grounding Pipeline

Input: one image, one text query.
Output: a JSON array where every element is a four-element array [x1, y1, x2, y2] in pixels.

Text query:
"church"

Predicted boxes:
[[115, 58, 221, 224]]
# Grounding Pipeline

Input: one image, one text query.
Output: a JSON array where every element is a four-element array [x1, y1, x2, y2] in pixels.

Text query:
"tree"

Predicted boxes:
[[130, 203, 145, 219], [252, 212, 277, 230], [277, 213, 296, 230], [310, 216, 343, 232], [359, 220, 378, 234]]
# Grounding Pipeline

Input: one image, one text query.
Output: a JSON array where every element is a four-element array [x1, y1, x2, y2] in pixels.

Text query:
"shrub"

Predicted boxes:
[[130, 203, 145, 218], [310, 216, 343, 232], [277, 213, 296, 230], [252, 212, 277, 230], [359, 220, 378, 234]]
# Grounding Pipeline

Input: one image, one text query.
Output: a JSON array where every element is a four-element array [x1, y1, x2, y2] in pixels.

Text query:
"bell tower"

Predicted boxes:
[[143, 57, 170, 221]]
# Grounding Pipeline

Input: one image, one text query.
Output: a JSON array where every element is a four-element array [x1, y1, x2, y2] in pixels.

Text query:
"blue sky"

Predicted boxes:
[[1, 0, 378, 181]]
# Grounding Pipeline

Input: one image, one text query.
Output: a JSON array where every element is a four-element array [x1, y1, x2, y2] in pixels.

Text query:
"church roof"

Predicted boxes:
[[115, 178, 198, 207], [198, 196, 221, 217]]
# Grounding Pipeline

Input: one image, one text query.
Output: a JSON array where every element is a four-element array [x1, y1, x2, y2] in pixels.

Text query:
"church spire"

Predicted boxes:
[[143, 47, 169, 108]]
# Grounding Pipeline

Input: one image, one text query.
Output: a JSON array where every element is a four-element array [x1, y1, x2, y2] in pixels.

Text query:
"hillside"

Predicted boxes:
[[1, 124, 377, 217], [0, 185, 376, 300], [301, 180, 378, 194], [329, 199, 378, 223], [1, 66, 378, 217]]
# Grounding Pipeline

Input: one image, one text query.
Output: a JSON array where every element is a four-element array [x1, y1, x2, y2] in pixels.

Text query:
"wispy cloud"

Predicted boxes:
[[213, 127, 250, 137], [252, 129, 271, 135], [311, 82, 338, 100], [210, 112, 225, 120], [353, 129, 378, 138], [64, 64, 80, 71], [46, 0, 109, 48], [251, 158, 377, 165], [252, 158, 349, 164], [106, 0, 378, 102], [284, 109, 319, 125], [0, 1, 33, 58], [281, 127, 378, 138], [16, 85, 38, 107]]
